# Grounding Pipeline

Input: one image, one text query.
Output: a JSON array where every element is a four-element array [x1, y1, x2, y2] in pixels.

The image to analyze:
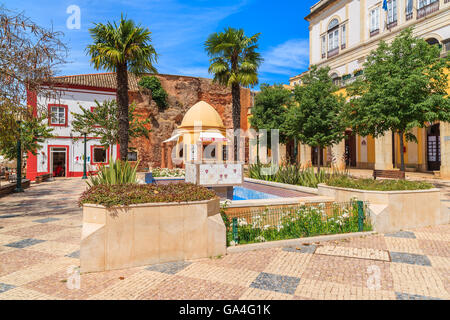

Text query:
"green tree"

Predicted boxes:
[[286, 65, 347, 172], [205, 27, 263, 160], [87, 15, 157, 161], [71, 100, 150, 158], [138, 76, 168, 110], [347, 28, 450, 171], [250, 84, 293, 162], [0, 108, 54, 161]]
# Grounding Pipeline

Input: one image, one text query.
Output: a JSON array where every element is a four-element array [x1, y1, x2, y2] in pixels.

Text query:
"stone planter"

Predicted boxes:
[[80, 198, 225, 273], [318, 184, 448, 233]]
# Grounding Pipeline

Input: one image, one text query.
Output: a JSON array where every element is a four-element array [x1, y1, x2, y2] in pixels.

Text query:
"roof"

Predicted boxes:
[[51, 73, 140, 91], [179, 101, 225, 129], [305, 0, 339, 21]]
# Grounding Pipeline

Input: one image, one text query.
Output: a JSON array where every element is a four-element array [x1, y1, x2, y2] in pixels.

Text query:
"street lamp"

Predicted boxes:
[[82, 129, 88, 179], [15, 119, 24, 193]]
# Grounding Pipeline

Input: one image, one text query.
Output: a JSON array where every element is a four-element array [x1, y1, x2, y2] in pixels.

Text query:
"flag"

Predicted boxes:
[[382, 0, 388, 11]]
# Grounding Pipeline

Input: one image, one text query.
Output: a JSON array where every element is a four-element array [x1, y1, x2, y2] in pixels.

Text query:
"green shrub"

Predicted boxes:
[[152, 167, 185, 177], [326, 175, 434, 191], [138, 76, 168, 110], [79, 183, 217, 208], [87, 160, 138, 187], [227, 202, 372, 245], [248, 162, 347, 188]]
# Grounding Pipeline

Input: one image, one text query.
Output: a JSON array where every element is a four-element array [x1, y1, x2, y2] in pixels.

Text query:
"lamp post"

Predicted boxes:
[[15, 120, 24, 193], [82, 131, 88, 179]]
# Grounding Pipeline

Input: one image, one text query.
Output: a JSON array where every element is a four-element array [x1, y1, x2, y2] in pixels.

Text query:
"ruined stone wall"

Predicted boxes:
[[128, 74, 252, 170]]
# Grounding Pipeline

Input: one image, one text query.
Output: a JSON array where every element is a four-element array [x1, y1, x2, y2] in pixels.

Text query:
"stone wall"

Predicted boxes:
[[128, 74, 252, 170]]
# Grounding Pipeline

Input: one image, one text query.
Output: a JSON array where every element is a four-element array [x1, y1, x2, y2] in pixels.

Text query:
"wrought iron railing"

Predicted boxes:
[[222, 201, 371, 246], [327, 47, 339, 58], [417, 0, 439, 19]]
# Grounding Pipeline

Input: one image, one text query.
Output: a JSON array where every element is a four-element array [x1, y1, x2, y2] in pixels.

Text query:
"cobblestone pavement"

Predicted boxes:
[[0, 178, 449, 300]]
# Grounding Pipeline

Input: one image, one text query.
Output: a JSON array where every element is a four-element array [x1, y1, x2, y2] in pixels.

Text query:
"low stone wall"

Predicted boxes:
[[80, 198, 226, 273], [317, 184, 448, 233], [0, 180, 31, 197]]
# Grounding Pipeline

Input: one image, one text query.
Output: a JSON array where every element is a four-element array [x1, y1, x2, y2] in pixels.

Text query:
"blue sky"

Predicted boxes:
[[4, 0, 316, 88]]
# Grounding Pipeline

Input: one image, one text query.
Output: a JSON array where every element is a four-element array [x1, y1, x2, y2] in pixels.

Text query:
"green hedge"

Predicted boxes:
[[326, 175, 434, 191], [79, 183, 217, 208]]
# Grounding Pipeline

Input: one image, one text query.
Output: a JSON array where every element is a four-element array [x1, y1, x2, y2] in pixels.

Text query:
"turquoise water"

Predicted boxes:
[[232, 186, 280, 201], [148, 179, 279, 201]]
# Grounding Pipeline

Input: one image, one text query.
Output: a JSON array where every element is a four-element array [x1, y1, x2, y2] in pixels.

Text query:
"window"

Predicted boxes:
[[222, 146, 228, 161], [417, 0, 439, 19], [91, 146, 108, 164], [321, 35, 326, 58], [369, 7, 380, 35], [327, 19, 340, 58], [127, 151, 138, 161], [406, 0, 413, 20], [49, 105, 67, 126], [387, 0, 397, 27], [341, 24, 346, 49]]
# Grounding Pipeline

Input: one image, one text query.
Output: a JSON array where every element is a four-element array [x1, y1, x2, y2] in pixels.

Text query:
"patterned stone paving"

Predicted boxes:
[[0, 178, 449, 300]]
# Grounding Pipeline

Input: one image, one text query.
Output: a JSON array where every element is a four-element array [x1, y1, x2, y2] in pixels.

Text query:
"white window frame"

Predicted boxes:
[[328, 29, 339, 51], [321, 35, 326, 57], [92, 147, 108, 164], [370, 7, 380, 32], [387, 0, 397, 23], [341, 24, 346, 48], [50, 106, 66, 125], [406, 0, 413, 13]]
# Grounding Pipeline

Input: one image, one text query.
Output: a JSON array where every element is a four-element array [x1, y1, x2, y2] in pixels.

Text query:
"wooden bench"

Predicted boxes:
[[35, 173, 52, 183], [373, 170, 405, 180]]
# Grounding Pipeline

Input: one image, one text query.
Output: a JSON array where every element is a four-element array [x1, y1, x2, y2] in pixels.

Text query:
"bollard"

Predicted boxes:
[[232, 217, 238, 244], [357, 200, 364, 232]]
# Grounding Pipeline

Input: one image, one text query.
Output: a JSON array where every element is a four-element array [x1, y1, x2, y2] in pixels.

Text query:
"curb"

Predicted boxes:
[[226, 231, 376, 254], [244, 177, 319, 195]]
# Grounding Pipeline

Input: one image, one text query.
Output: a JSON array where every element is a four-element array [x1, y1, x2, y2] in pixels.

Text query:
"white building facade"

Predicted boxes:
[[26, 85, 119, 181]]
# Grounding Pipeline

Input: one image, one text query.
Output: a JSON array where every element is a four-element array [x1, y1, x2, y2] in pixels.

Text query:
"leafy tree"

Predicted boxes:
[[286, 65, 347, 172], [0, 105, 54, 161], [205, 27, 263, 160], [87, 15, 157, 161], [346, 28, 450, 171], [138, 76, 168, 110], [71, 100, 150, 158], [0, 6, 67, 143], [250, 84, 293, 162]]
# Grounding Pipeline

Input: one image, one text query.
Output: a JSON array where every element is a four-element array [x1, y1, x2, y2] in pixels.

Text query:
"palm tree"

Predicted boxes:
[[205, 27, 262, 161], [87, 15, 157, 161]]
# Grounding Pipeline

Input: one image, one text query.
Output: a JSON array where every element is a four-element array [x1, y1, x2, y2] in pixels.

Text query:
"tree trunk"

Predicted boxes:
[[231, 82, 241, 162], [116, 64, 129, 161], [317, 146, 321, 175], [399, 131, 405, 172]]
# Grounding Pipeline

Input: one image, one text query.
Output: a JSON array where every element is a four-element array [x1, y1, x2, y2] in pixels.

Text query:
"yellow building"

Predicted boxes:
[[289, 0, 450, 177]]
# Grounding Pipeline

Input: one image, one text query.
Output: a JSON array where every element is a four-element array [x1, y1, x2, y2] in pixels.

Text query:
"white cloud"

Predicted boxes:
[[260, 39, 309, 76]]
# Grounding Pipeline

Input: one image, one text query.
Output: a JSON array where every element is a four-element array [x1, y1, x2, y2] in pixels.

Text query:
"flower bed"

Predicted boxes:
[[151, 167, 185, 178], [79, 182, 216, 208], [222, 201, 371, 246], [326, 175, 433, 191]]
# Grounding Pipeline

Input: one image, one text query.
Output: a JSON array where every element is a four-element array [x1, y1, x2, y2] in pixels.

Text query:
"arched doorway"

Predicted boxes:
[[425, 37, 440, 46], [426, 123, 440, 171]]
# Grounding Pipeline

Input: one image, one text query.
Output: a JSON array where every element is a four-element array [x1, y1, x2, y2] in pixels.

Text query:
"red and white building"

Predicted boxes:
[[26, 74, 123, 181]]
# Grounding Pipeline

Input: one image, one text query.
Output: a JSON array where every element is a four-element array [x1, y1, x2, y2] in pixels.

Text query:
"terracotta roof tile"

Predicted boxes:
[[51, 72, 140, 91]]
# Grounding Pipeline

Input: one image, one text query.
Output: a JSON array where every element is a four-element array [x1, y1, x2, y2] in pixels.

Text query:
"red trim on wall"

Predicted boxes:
[[45, 83, 117, 93], [90, 145, 110, 165], [48, 104, 69, 127], [50, 136, 101, 140], [117, 144, 120, 160], [26, 151, 38, 181], [47, 145, 70, 177]]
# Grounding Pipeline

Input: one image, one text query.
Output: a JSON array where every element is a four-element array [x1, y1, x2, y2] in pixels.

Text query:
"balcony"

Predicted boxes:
[[405, 12, 413, 21], [417, 1, 439, 19], [327, 47, 339, 59], [370, 29, 379, 37], [387, 20, 397, 30]]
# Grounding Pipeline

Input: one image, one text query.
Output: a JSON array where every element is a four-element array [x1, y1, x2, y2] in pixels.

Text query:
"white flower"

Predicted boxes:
[[229, 240, 236, 246], [263, 224, 271, 230], [237, 218, 247, 226], [255, 236, 266, 242], [276, 224, 284, 231]]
